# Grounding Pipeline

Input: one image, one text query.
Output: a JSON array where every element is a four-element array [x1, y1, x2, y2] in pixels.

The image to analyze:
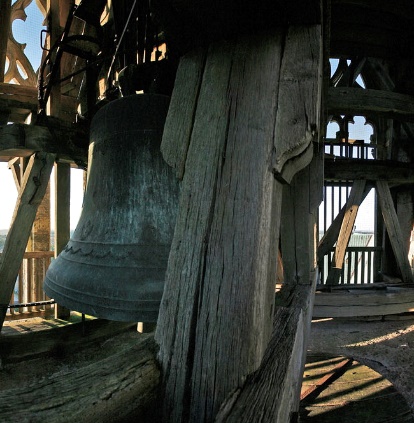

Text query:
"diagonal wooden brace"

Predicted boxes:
[[0, 152, 55, 330]]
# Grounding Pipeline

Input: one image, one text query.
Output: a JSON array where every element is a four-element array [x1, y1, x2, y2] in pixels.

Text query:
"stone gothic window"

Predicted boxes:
[[4, 0, 46, 85]]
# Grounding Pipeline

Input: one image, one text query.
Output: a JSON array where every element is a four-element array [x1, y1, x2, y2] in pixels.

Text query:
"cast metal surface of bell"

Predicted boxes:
[[44, 94, 179, 321]]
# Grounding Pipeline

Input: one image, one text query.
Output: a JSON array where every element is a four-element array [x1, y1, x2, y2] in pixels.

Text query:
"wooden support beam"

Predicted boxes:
[[53, 162, 71, 319], [0, 122, 87, 164], [45, 0, 85, 321], [54, 162, 71, 256], [46, 0, 62, 118], [282, 153, 323, 286], [7, 157, 22, 190], [0, 87, 38, 115], [0, 152, 56, 330], [156, 24, 323, 423], [156, 32, 285, 422], [376, 180, 413, 284], [161, 48, 207, 180], [363, 58, 395, 91], [1, 319, 134, 363], [216, 274, 318, 423], [27, 177, 51, 308], [0, 124, 52, 157], [327, 87, 414, 122], [0, 332, 160, 422], [313, 286, 414, 318], [325, 179, 366, 285], [0, 83, 78, 124], [324, 158, 414, 185], [272, 25, 322, 182], [279, 154, 322, 415], [318, 185, 371, 261]]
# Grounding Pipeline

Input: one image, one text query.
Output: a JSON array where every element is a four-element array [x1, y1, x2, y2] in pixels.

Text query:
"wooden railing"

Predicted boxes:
[[324, 138, 377, 160], [2, 251, 55, 317], [320, 246, 382, 285]]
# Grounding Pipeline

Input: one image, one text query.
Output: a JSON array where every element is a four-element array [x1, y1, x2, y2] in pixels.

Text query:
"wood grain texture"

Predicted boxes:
[[156, 31, 284, 423], [272, 25, 322, 181], [281, 155, 322, 286], [0, 83, 77, 123], [376, 180, 413, 284], [0, 333, 160, 423], [327, 87, 414, 121], [156, 25, 323, 422], [156, 39, 238, 423], [0, 124, 52, 156], [188, 31, 283, 422], [0, 152, 55, 329], [324, 159, 414, 185], [313, 287, 414, 318], [0, 122, 87, 163], [215, 307, 305, 423], [396, 190, 414, 260], [280, 157, 322, 414], [54, 162, 71, 255], [216, 274, 318, 423], [161, 48, 206, 179], [53, 162, 71, 319], [1, 319, 134, 363]]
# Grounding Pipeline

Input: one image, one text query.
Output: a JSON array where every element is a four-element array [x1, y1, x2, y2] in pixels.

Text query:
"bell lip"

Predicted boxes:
[[43, 254, 165, 323], [44, 280, 161, 322]]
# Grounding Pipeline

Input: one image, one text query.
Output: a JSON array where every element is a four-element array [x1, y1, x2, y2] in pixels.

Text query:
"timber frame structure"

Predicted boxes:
[[1, 0, 414, 422]]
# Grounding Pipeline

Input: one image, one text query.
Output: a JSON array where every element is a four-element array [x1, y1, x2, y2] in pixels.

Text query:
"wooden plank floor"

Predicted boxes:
[[301, 354, 414, 422], [3, 317, 414, 422]]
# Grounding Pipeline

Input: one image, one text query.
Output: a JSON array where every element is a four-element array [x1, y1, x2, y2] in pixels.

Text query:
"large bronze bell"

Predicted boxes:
[[44, 94, 179, 321]]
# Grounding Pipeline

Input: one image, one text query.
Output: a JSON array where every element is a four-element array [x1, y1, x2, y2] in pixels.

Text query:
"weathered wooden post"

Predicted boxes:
[[0, 153, 56, 329], [154, 1, 323, 418], [53, 162, 72, 319]]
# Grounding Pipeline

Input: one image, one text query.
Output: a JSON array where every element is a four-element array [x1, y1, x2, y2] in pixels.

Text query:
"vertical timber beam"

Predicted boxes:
[[156, 33, 284, 423], [0, 153, 56, 330], [161, 48, 206, 180], [8, 157, 22, 190], [376, 180, 413, 284], [215, 273, 320, 423], [46, 0, 70, 318], [156, 23, 322, 423], [53, 162, 71, 319], [396, 190, 414, 273], [279, 152, 323, 415], [28, 183, 51, 309], [282, 159, 319, 286], [46, 0, 62, 117]]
